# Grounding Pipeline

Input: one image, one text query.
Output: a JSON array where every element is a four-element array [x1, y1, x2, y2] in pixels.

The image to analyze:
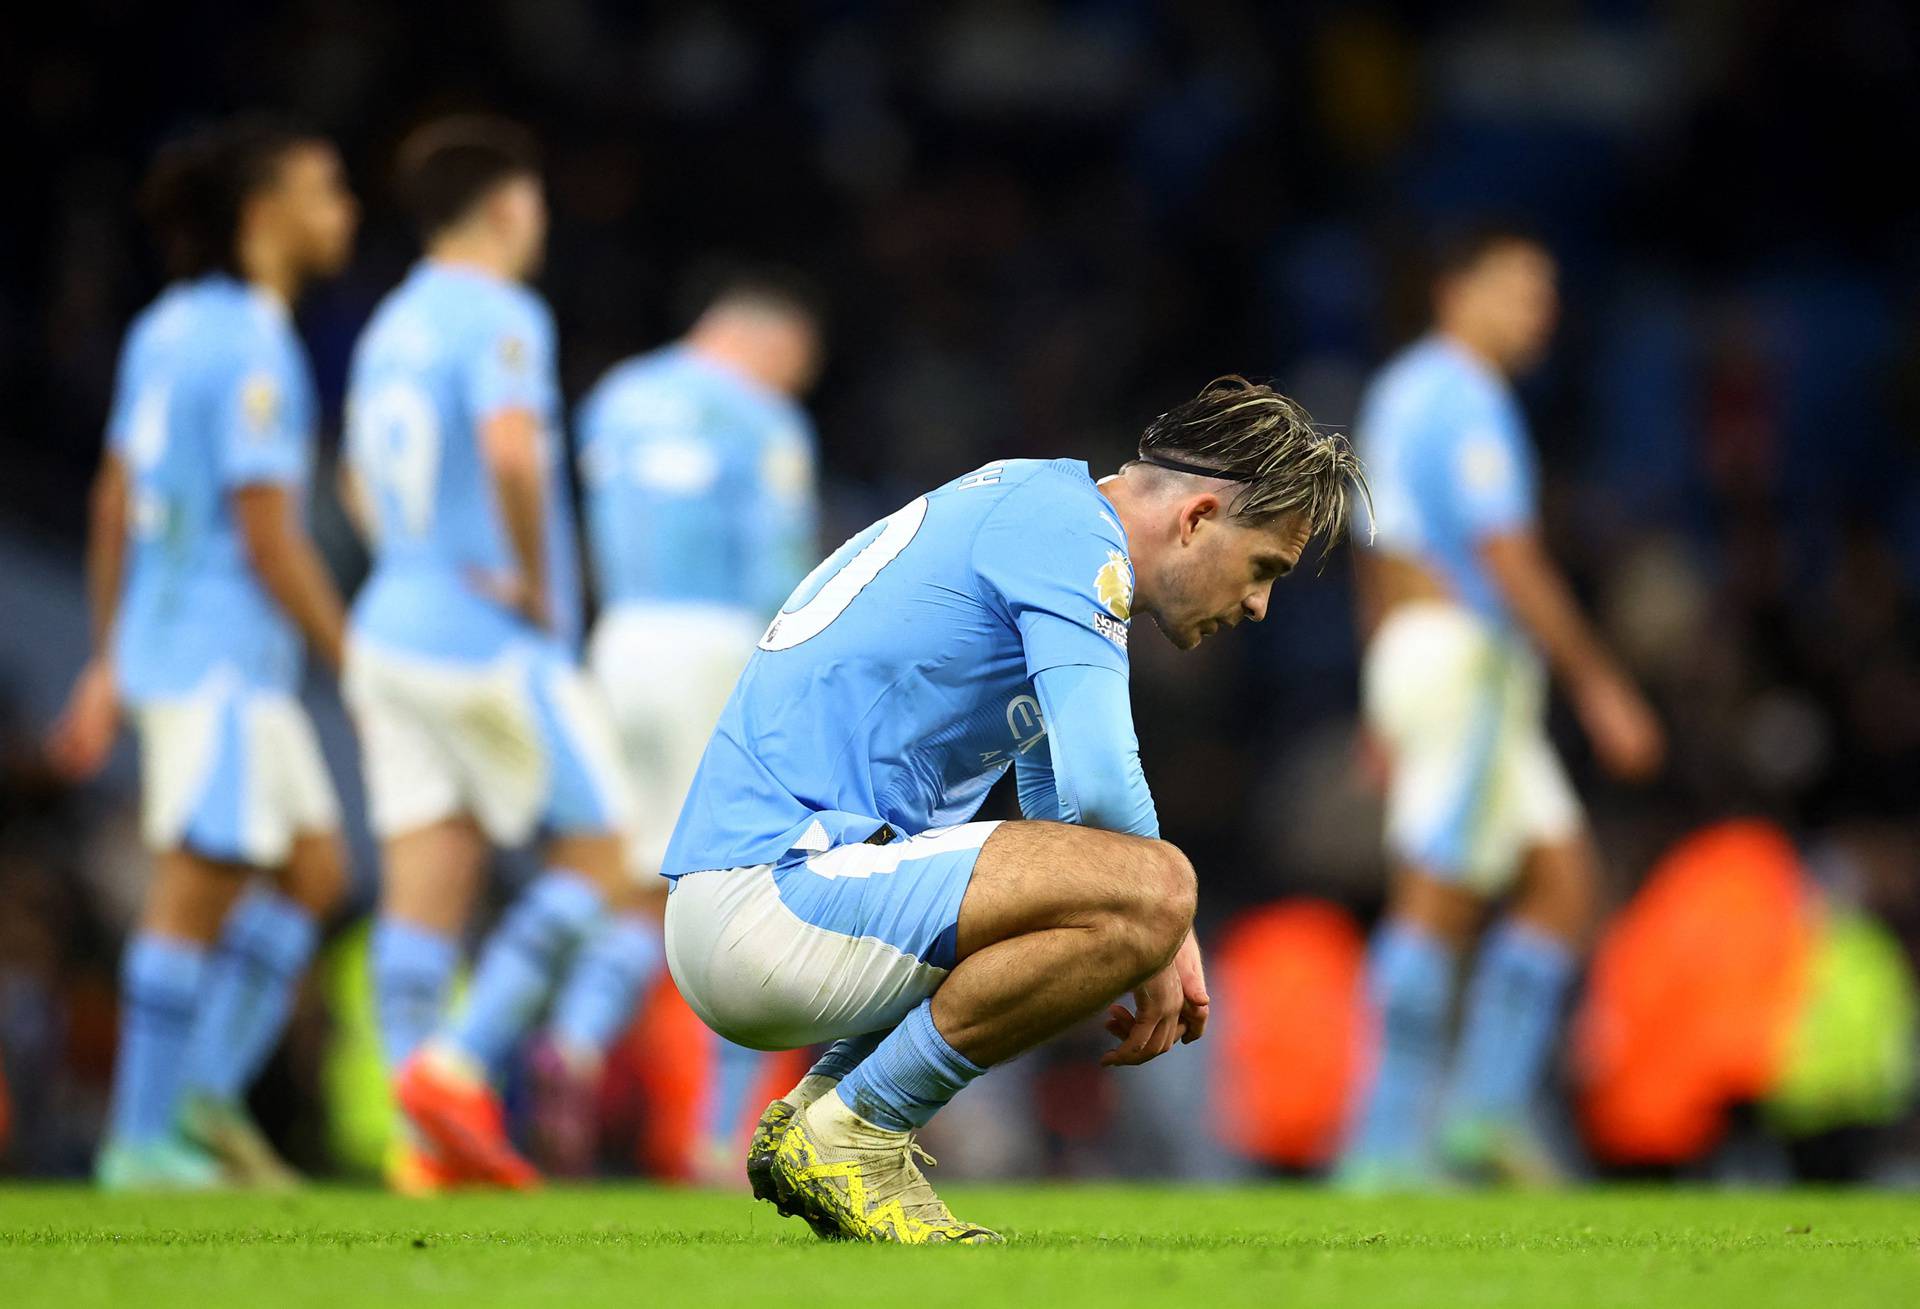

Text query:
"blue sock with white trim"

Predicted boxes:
[[182, 888, 320, 1103], [833, 1000, 985, 1132], [1443, 919, 1574, 1129], [445, 869, 603, 1070], [1345, 918, 1455, 1170], [549, 912, 664, 1056], [372, 918, 459, 1071], [110, 935, 209, 1144]]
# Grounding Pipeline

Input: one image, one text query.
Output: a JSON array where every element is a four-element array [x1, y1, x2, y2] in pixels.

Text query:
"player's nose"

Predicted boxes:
[[1243, 585, 1271, 623]]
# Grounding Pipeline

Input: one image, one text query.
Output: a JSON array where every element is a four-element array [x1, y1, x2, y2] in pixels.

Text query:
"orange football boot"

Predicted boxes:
[[396, 1050, 542, 1190]]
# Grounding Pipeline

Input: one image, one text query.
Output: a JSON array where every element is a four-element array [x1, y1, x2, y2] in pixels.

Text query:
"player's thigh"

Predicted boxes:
[[953, 819, 1196, 961], [1383, 864, 1484, 949], [379, 816, 490, 936], [518, 649, 632, 863], [343, 640, 469, 845], [275, 831, 350, 918]]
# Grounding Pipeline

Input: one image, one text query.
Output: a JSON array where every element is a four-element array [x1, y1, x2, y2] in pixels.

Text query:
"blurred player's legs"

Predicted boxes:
[[1343, 603, 1584, 1187], [524, 604, 748, 1176], [102, 683, 343, 1190], [349, 638, 631, 1190], [668, 820, 1194, 1242]]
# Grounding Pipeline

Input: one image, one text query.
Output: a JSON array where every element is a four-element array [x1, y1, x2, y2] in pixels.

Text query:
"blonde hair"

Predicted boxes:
[[1135, 375, 1369, 546]]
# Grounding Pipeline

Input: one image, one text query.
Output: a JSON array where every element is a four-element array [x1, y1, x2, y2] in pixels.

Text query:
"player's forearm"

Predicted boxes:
[[482, 411, 549, 627], [235, 486, 347, 671], [85, 456, 129, 659], [1480, 532, 1618, 689], [491, 463, 548, 624]]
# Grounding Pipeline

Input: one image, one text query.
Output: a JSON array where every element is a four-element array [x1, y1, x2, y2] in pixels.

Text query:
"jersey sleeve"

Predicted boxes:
[[462, 294, 553, 423], [1032, 663, 1159, 838], [974, 479, 1135, 679], [740, 413, 820, 617], [1445, 387, 1535, 538], [213, 341, 306, 489]]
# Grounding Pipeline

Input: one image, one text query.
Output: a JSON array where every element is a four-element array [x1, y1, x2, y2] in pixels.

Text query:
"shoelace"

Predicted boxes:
[[858, 1135, 958, 1226]]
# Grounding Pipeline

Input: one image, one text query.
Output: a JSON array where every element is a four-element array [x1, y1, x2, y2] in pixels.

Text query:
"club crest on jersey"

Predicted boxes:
[[1095, 550, 1133, 620], [241, 373, 280, 438], [500, 335, 528, 373]]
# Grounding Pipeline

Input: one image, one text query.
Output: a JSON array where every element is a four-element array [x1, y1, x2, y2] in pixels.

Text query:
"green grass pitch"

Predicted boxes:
[[3, 1184, 1914, 1308]]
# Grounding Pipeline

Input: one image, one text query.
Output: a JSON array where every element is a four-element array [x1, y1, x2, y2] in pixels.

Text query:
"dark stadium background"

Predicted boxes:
[[2, 1, 1917, 1179]]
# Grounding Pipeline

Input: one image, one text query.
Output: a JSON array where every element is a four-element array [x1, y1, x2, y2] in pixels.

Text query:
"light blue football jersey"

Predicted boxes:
[[107, 275, 316, 702], [346, 261, 581, 659], [663, 458, 1141, 876], [1352, 334, 1538, 623], [578, 344, 816, 617]]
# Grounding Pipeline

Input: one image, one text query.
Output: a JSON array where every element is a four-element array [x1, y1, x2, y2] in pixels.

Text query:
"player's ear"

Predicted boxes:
[[1177, 494, 1219, 545]]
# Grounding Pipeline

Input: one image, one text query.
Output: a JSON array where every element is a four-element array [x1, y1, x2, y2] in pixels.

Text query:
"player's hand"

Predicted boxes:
[[1171, 929, 1210, 1044], [1575, 670, 1665, 781], [466, 567, 549, 631], [46, 657, 120, 781], [1101, 958, 1186, 1067]]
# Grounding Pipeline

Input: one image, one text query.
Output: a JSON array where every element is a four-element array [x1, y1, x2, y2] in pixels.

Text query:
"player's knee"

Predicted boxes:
[[1104, 839, 1195, 970], [281, 836, 349, 917], [1142, 840, 1198, 946]]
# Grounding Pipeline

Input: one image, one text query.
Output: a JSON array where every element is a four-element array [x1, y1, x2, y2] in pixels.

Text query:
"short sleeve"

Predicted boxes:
[[974, 478, 1134, 679], [214, 347, 306, 488], [463, 296, 552, 422], [1448, 393, 1534, 537]]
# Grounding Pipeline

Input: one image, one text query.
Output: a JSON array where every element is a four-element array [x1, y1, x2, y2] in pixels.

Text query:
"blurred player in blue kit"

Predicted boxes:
[[528, 272, 825, 1178], [1342, 227, 1665, 1187], [338, 117, 631, 1191], [663, 378, 1365, 1241], [48, 118, 359, 1189]]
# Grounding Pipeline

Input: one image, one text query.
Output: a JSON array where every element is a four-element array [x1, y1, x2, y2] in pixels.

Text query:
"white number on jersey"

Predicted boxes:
[[349, 380, 442, 539], [759, 495, 929, 651]]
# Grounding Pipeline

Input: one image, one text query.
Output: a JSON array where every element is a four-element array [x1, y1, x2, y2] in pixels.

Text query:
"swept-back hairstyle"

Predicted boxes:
[[139, 115, 312, 280], [1134, 375, 1368, 546]]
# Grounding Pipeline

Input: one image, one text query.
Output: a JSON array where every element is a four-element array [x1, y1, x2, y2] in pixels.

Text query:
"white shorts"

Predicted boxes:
[[588, 603, 760, 875], [344, 635, 631, 848], [664, 822, 1000, 1051], [133, 669, 339, 867], [1363, 601, 1581, 893]]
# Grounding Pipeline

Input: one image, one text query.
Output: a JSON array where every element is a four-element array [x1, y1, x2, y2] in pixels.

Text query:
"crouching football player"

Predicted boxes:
[[661, 378, 1364, 1242]]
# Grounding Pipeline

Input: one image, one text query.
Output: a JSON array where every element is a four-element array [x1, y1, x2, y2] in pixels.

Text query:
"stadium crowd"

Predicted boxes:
[[1, 1, 1917, 1184]]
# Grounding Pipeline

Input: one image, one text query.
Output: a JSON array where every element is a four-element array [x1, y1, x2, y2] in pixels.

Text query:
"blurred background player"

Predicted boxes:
[[45, 118, 358, 1189], [1342, 225, 1666, 1187], [532, 271, 825, 1178], [339, 116, 631, 1191]]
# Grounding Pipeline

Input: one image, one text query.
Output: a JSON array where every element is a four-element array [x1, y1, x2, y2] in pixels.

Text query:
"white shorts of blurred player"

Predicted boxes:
[[664, 821, 1000, 1051], [133, 667, 339, 867], [1363, 600, 1582, 896], [344, 636, 631, 851], [587, 602, 761, 877]]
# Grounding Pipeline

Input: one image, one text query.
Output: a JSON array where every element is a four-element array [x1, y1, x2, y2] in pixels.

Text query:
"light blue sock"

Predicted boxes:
[[702, 1037, 768, 1143], [807, 1030, 887, 1084], [110, 935, 209, 1144], [371, 918, 458, 1071], [182, 888, 319, 1103], [446, 870, 603, 1069], [834, 1001, 985, 1131], [1443, 919, 1575, 1128], [1345, 919, 1455, 1168], [548, 913, 664, 1055]]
